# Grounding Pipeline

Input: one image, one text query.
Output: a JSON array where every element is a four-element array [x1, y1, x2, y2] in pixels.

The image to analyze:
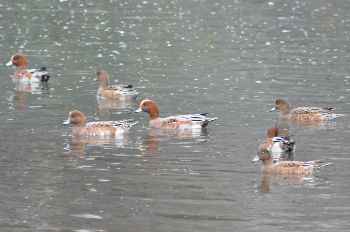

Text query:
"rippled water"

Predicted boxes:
[[0, 0, 350, 231]]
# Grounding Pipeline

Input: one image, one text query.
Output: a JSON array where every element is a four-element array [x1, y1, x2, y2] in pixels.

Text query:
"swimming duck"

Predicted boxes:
[[96, 70, 140, 99], [253, 148, 331, 175], [270, 99, 343, 121], [135, 99, 217, 129], [6, 53, 50, 82], [63, 110, 137, 136], [257, 127, 295, 162]]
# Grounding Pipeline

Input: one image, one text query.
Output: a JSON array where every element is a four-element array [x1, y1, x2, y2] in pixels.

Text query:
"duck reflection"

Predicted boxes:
[[139, 127, 209, 154], [97, 97, 137, 110], [8, 82, 48, 110], [257, 173, 324, 194], [288, 119, 337, 130], [96, 97, 137, 118], [273, 121, 290, 137], [66, 133, 133, 157], [139, 133, 159, 154]]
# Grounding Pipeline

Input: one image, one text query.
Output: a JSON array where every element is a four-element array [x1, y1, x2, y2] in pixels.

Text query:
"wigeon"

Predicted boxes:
[[135, 99, 217, 129], [96, 70, 140, 99], [270, 99, 343, 121], [253, 148, 331, 175], [6, 53, 50, 82], [256, 127, 295, 162], [63, 110, 137, 136]]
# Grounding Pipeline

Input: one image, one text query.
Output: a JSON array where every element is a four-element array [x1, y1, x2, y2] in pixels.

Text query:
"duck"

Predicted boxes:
[[253, 148, 331, 175], [256, 127, 295, 163], [270, 99, 343, 121], [135, 99, 217, 129], [63, 110, 138, 136], [6, 53, 50, 82], [96, 70, 140, 99]]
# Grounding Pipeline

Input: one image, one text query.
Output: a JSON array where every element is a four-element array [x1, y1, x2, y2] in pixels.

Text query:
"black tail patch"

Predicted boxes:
[[41, 74, 50, 82], [202, 120, 209, 128], [40, 67, 50, 82]]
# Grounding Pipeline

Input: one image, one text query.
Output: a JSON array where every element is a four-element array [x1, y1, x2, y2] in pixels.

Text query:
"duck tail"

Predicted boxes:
[[121, 119, 138, 129], [200, 113, 218, 122], [128, 121, 138, 128], [326, 113, 344, 120], [309, 160, 332, 171], [202, 120, 209, 128], [282, 136, 296, 152], [41, 74, 50, 82], [207, 117, 218, 122], [39, 67, 50, 82], [318, 162, 332, 169]]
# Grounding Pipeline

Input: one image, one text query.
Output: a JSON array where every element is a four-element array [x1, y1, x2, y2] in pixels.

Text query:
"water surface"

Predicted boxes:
[[0, 0, 350, 231]]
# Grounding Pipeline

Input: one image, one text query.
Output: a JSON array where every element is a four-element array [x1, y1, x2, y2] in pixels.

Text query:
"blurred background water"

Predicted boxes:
[[0, 0, 349, 231]]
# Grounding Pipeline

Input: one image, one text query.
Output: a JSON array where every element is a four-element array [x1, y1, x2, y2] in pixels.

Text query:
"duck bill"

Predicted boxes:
[[251, 155, 260, 163], [134, 107, 142, 113], [270, 107, 277, 112], [62, 119, 71, 125], [5, 60, 13, 67]]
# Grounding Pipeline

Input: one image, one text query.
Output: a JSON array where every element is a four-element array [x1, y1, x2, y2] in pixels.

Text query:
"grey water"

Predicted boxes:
[[0, 0, 350, 231]]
